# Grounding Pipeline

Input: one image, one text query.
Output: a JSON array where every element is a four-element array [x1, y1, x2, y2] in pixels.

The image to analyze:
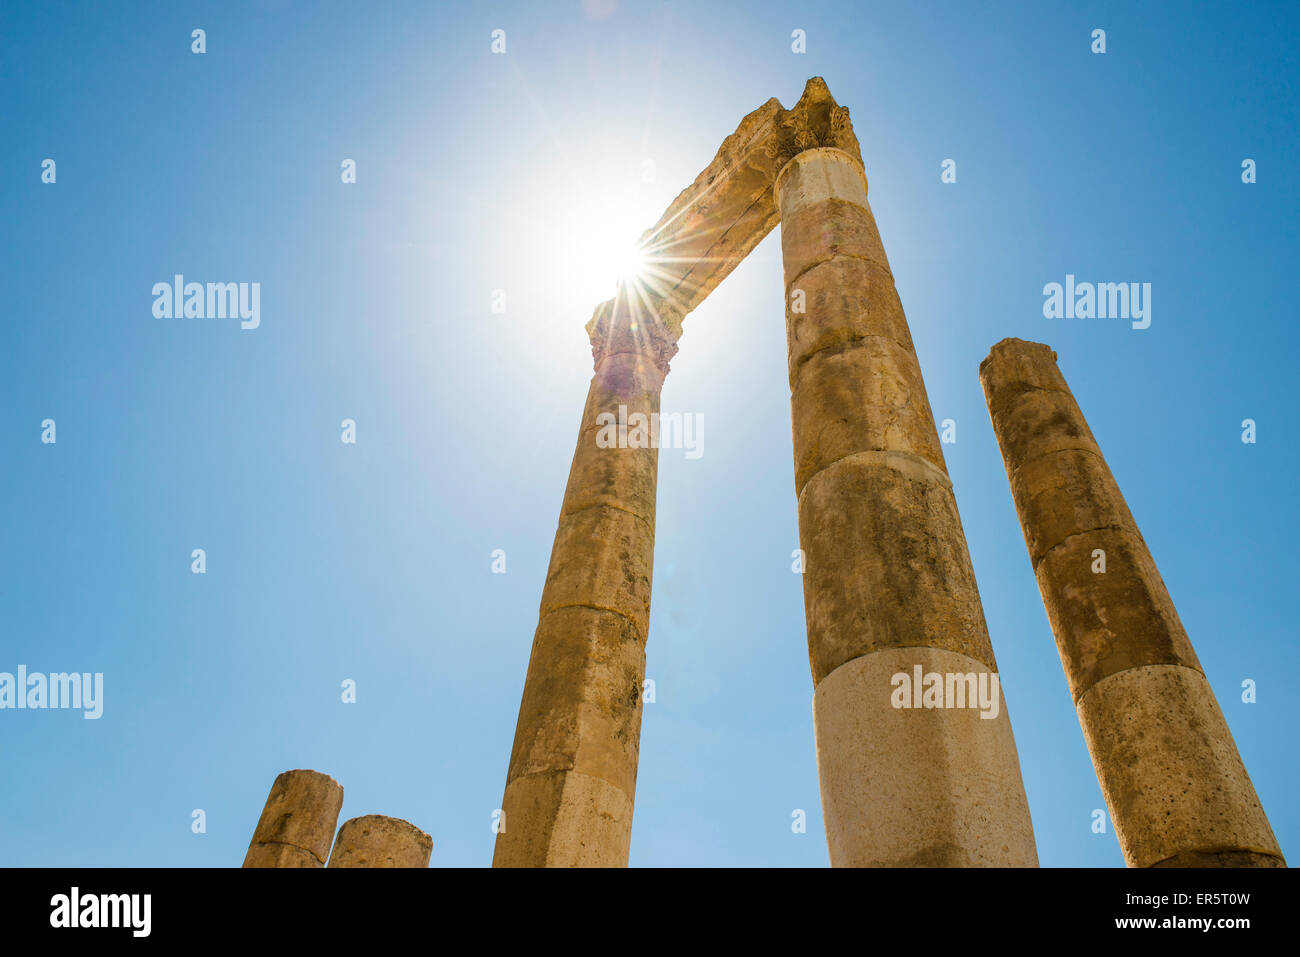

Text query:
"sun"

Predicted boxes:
[[554, 194, 658, 310], [613, 242, 649, 285]]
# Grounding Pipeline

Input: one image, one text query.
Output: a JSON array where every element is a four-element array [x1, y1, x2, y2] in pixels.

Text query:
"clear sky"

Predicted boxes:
[[2, 0, 1296, 867]]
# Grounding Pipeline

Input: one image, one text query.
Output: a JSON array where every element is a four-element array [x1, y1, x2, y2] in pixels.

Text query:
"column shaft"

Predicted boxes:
[[328, 815, 433, 868], [980, 338, 1285, 868], [492, 295, 677, 867], [777, 148, 1038, 866], [242, 769, 344, 868]]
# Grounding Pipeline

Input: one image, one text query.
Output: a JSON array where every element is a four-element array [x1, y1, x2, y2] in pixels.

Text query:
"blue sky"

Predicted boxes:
[[2, 0, 1296, 867]]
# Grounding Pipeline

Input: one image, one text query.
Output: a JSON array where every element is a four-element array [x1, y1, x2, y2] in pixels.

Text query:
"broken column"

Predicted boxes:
[[492, 291, 680, 868], [980, 337, 1285, 868], [242, 769, 344, 868], [328, 815, 433, 868], [774, 115, 1038, 865]]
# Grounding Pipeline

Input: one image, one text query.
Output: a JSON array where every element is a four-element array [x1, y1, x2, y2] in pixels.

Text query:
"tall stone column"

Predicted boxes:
[[242, 769, 344, 868], [980, 338, 1285, 868], [492, 291, 680, 867], [775, 146, 1037, 867], [328, 815, 433, 868]]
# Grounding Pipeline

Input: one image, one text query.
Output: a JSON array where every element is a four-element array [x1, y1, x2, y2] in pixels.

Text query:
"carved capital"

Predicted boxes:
[[765, 80, 862, 174], [585, 292, 684, 374]]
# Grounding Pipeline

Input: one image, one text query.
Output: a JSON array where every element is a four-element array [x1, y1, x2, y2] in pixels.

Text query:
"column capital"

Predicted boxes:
[[584, 290, 684, 374], [765, 77, 863, 174]]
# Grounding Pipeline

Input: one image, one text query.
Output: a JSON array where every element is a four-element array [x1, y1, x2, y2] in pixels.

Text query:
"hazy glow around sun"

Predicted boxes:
[[515, 142, 682, 341], [555, 191, 659, 310], [615, 244, 648, 283]]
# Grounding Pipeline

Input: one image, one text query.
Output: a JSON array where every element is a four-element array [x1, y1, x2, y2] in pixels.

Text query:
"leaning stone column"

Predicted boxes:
[[242, 769, 344, 867], [775, 143, 1037, 866], [492, 290, 680, 868], [980, 338, 1285, 868], [328, 815, 433, 868]]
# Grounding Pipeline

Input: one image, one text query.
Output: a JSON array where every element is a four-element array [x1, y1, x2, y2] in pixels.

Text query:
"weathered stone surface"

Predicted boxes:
[[1035, 527, 1201, 696], [779, 145, 1036, 868], [1078, 665, 1284, 868], [560, 356, 663, 524], [985, 384, 1101, 474], [494, 769, 633, 868], [1008, 447, 1140, 566], [774, 144, 884, 266], [775, 147, 869, 217], [815, 647, 1038, 867], [538, 504, 655, 640], [784, 257, 914, 381], [779, 200, 891, 287], [561, 436, 659, 527], [981, 337, 1285, 868], [977, 338, 1070, 399], [1151, 849, 1286, 868], [505, 606, 645, 797], [241, 843, 322, 869], [790, 335, 945, 493], [777, 152, 891, 290], [582, 350, 667, 414], [496, 296, 667, 867], [328, 815, 432, 868], [242, 769, 343, 868], [798, 457, 996, 683], [780, 207, 891, 291]]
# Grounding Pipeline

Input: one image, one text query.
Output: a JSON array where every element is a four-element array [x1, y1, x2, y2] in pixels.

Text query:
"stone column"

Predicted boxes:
[[980, 338, 1285, 867], [492, 291, 680, 868], [242, 769, 344, 868], [776, 147, 1037, 867], [328, 815, 433, 868]]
